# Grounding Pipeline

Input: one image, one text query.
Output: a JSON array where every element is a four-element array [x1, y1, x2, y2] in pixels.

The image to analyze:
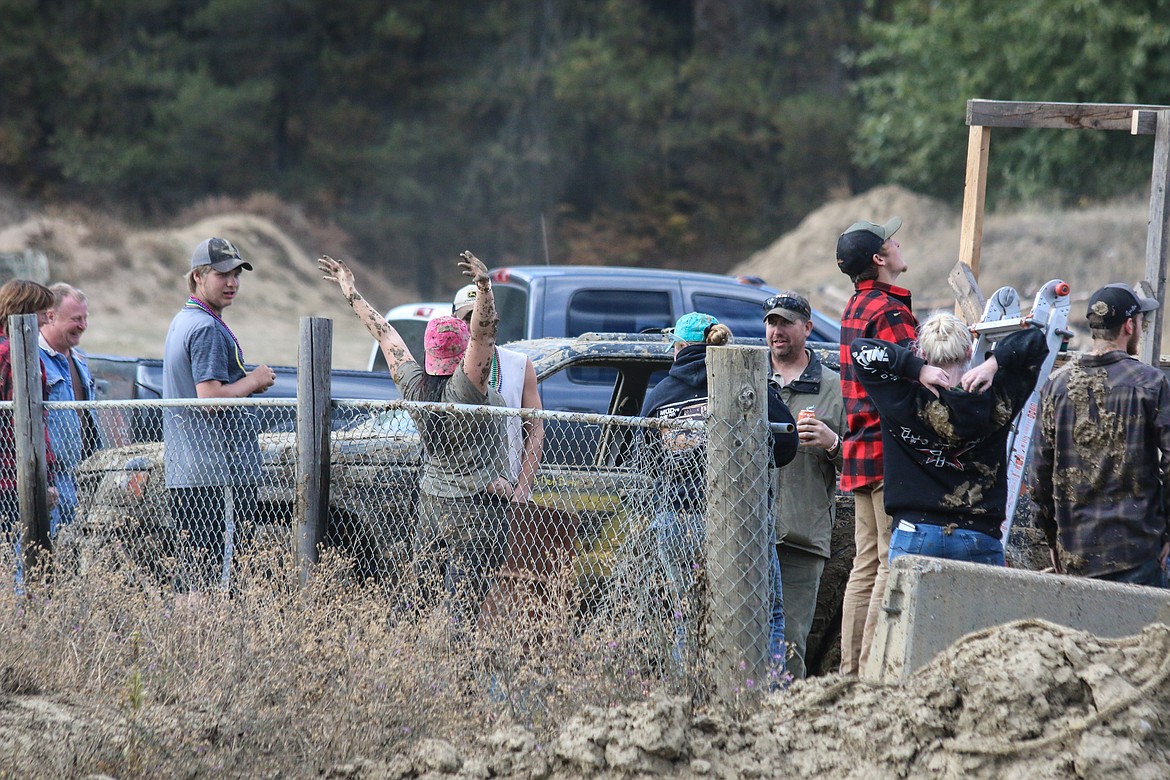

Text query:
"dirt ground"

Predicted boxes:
[[3, 619, 1168, 778]]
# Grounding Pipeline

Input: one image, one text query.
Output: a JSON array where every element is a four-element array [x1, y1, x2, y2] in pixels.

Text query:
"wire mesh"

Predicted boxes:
[[16, 394, 777, 706]]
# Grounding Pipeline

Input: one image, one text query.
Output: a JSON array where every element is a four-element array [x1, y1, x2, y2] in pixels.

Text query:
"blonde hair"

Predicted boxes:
[[918, 313, 972, 367], [705, 323, 733, 346], [186, 266, 213, 294]]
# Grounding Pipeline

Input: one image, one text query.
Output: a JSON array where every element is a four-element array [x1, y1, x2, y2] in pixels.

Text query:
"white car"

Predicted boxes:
[[367, 302, 449, 373]]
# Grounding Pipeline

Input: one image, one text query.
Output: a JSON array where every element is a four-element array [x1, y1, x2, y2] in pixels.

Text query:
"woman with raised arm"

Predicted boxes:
[[320, 251, 509, 620]]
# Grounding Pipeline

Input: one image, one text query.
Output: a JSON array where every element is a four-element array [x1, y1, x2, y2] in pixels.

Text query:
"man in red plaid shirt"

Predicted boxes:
[[834, 217, 917, 675]]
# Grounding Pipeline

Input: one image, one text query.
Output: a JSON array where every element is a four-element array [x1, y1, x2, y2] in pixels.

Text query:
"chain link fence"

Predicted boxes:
[[4, 354, 781, 711]]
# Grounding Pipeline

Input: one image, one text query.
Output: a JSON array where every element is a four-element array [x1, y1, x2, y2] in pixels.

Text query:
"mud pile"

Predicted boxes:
[[343, 619, 1170, 779]]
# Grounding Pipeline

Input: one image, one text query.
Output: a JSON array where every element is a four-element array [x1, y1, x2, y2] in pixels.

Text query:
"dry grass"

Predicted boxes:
[[0, 542, 682, 778]]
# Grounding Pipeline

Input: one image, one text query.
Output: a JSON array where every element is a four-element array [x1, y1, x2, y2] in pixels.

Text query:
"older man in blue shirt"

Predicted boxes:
[[38, 282, 98, 536]]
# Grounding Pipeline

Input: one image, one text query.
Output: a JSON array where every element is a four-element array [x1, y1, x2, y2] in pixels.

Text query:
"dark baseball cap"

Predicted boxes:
[[762, 291, 811, 323], [836, 217, 902, 276], [1086, 283, 1158, 328], [191, 237, 253, 273]]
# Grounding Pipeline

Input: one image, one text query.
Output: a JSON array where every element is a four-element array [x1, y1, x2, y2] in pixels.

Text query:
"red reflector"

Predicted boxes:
[[491, 269, 511, 283], [413, 306, 434, 317]]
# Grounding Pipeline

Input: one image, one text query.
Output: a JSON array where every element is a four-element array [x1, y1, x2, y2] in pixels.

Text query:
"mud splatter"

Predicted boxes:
[[991, 396, 1013, 428], [941, 480, 985, 509], [921, 399, 959, 445], [1047, 361, 1135, 503]]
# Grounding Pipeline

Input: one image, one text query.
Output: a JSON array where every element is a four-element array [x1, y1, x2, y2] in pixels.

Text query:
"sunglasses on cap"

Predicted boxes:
[[762, 294, 810, 314]]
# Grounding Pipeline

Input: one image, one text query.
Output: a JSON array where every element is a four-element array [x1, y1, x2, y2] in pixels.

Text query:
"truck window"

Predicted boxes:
[[567, 290, 672, 337], [493, 285, 528, 345], [692, 293, 768, 339], [567, 290, 672, 384]]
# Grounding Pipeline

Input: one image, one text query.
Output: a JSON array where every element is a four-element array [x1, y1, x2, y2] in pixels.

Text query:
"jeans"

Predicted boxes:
[[888, 520, 1005, 567], [652, 511, 785, 676], [1096, 556, 1169, 589], [49, 473, 78, 537]]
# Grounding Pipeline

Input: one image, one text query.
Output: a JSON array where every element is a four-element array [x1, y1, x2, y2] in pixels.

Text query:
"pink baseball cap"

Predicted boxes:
[[424, 315, 470, 375]]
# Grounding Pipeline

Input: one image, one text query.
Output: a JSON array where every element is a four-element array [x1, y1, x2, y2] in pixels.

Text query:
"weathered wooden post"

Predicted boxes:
[[1139, 108, 1170, 365], [10, 313, 52, 578], [296, 316, 332, 585], [705, 345, 772, 703]]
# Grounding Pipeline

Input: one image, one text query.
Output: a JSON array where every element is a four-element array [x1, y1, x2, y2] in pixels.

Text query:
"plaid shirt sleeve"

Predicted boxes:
[[838, 285, 917, 491]]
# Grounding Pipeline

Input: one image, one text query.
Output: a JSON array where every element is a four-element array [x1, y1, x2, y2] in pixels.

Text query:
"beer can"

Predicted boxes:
[[798, 406, 816, 422]]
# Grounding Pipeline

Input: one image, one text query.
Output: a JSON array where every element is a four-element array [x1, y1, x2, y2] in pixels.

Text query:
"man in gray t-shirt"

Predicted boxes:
[[163, 237, 275, 589]]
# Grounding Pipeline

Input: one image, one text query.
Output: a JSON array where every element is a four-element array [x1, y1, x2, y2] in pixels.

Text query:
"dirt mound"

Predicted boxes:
[[318, 619, 1170, 778], [734, 185, 1152, 351], [0, 205, 404, 369]]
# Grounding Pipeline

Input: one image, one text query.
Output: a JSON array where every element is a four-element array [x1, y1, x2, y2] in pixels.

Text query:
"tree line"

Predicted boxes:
[[1, 0, 1167, 295]]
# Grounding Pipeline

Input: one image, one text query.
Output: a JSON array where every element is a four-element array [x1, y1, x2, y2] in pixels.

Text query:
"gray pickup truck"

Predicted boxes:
[[370, 265, 842, 419]]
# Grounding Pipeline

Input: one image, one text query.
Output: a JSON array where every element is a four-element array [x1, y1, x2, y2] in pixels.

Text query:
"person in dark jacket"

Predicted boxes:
[[1030, 283, 1170, 587], [851, 313, 1049, 566], [640, 311, 798, 677]]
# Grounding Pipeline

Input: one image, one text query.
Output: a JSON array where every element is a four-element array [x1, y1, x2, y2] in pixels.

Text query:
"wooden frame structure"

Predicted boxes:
[[958, 100, 1170, 363]]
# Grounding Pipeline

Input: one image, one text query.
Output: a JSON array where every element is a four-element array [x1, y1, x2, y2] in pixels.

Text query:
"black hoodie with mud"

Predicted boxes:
[[850, 328, 1048, 538], [639, 343, 798, 512]]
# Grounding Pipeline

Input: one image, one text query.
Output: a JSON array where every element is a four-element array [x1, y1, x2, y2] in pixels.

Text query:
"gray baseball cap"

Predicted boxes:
[[191, 237, 253, 273]]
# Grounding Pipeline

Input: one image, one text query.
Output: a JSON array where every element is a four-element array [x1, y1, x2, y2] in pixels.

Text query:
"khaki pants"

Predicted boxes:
[[839, 483, 891, 675]]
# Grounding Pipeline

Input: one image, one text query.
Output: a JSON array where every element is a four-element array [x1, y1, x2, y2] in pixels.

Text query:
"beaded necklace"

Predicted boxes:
[[489, 347, 502, 392], [185, 296, 246, 371]]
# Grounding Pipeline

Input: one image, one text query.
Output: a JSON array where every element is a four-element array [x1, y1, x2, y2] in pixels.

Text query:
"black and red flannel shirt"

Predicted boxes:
[[0, 336, 56, 496], [837, 280, 916, 491]]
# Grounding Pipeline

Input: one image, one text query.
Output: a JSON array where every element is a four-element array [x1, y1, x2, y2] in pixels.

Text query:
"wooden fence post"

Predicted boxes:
[[296, 316, 332, 585], [1140, 109, 1170, 365], [9, 313, 52, 577], [705, 345, 771, 704]]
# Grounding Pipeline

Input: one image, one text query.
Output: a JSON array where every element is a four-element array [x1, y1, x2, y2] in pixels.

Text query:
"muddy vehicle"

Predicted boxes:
[[71, 333, 853, 672]]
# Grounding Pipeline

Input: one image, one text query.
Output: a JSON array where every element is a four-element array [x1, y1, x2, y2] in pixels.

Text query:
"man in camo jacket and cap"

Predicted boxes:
[[1030, 282, 1170, 589]]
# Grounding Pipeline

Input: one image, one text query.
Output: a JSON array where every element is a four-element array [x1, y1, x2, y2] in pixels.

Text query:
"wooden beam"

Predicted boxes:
[[948, 261, 986, 325], [1133, 109, 1162, 137], [957, 124, 990, 282], [1140, 110, 1170, 365], [967, 100, 1170, 134]]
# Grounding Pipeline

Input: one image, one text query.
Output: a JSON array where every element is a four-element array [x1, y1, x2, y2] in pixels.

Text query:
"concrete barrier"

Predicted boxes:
[[864, 555, 1170, 681]]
